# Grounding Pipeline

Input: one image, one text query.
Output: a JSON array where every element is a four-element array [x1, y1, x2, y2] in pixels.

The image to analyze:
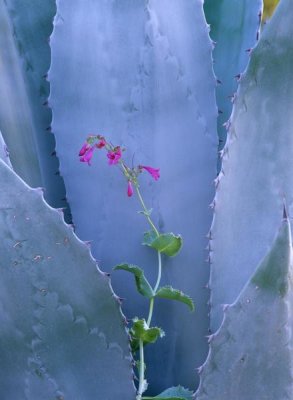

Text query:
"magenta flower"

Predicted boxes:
[[79, 142, 91, 156], [96, 138, 106, 149], [107, 147, 122, 165], [80, 146, 95, 165], [140, 165, 160, 181], [127, 181, 134, 197]]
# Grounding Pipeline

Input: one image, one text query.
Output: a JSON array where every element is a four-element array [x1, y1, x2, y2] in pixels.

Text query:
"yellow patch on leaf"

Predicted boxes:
[[262, 0, 279, 21]]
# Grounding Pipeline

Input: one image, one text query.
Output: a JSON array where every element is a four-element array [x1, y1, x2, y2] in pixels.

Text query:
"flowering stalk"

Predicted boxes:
[[133, 184, 161, 400], [78, 134, 194, 399]]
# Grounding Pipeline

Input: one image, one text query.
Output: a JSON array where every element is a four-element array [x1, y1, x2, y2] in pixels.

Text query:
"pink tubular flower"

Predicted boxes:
[[80, 146, 95, 165], [127, 181, 134, 197], [79, 142, 91, 156], [107, 147, 122, 165], [96, 138, 106, 149], [139, 165, 160, 181]]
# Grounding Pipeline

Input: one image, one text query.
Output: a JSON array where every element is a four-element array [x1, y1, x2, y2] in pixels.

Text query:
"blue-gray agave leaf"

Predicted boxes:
[[209, 0, 293, 331], [0, 0, 42, 186], [0, 131, 12, 168], [0, 159, 135, 400], [204, 0, 262, 164], [196, 215, 293, 399], [1, 0, 68, 213], [49, 0, 217, 392]]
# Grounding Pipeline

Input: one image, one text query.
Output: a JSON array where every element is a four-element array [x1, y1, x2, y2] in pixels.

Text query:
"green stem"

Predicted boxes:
[[135, 185, 159, 236], [136, 339, 145, 400], [146, 298, 154, 327], [134, 184, 163, 399], [154, 251, 162, 293], [146, 251, 162, 326]]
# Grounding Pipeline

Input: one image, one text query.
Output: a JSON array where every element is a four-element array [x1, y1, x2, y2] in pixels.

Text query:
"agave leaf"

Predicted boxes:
[[49, 0, 217, 391], [0, 159, 135, 400], [209, 0, 293, 331], [0, 131, 12, 168], [0, 1, 42, 186], [1, 0, 68, 213], [196, 216, 293, 399], [204, 0, 262, 167]]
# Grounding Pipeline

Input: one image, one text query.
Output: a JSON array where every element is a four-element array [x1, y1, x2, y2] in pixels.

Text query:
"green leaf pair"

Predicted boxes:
[[143, 398, 184, 400], [114, 264, 194, 311], [143, 231, 182, 257], [130, 318, 165, 351], [142, 385, 193, 400]]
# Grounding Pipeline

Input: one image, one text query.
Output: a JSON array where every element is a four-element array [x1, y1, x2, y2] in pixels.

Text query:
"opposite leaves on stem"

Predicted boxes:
[[131, 318, 165, 352], [142, 384, 193, 400], [143, 397, 186, 400]]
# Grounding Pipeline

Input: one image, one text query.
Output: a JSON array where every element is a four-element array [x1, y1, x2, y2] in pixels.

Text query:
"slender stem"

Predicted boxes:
[[146, 298, 154, 327], [135, 185, 159, 236], [154, 251, 162, 293], [146, 251, 162, 326], [133, 184, 163, 399], [137, 339, 145, 400]]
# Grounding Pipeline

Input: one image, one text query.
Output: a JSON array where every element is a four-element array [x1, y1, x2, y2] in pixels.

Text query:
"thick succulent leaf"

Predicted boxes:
[[50, 0, 217, 391], [204, 0, 262, 159], [156, 286, 195, 312], [0, 159, 135, 400], [209, 0, 293, 331], [0, 131, 12, 167], [143, 232, 182, 257], [0, 1, 42, 186], [196, 217, 293, 399], [1, 0, 68, 213], [114, 264, 154, 298]]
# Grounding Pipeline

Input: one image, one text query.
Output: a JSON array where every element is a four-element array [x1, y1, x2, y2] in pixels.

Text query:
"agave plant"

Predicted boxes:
[[0, 0, 291, 399]]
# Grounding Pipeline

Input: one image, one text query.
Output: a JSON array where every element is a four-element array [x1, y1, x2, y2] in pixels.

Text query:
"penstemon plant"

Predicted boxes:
[[79, 135, 195, 400]]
